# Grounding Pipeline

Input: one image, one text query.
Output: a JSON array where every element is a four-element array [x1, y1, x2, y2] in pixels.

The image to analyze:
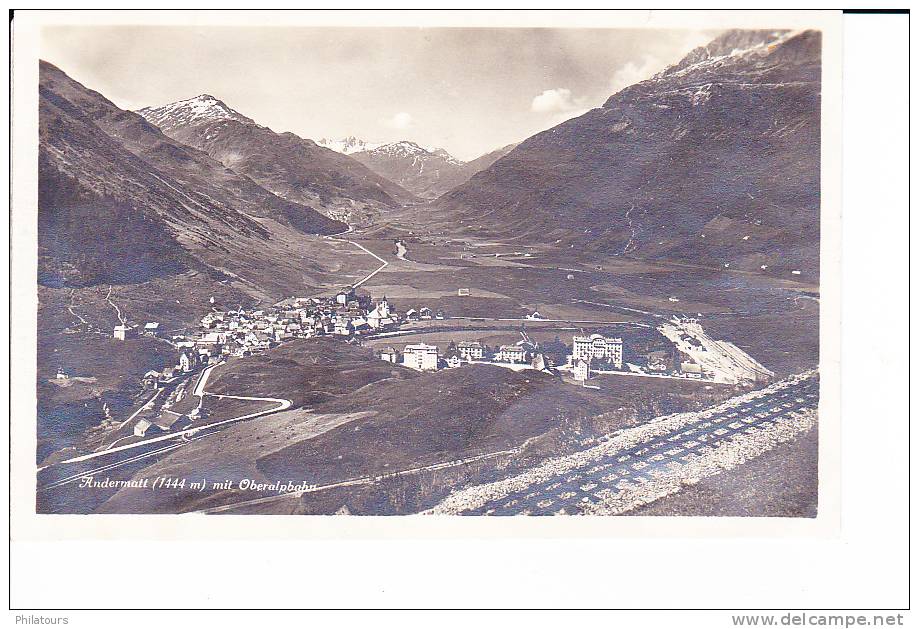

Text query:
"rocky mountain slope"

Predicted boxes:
[[138, 98, 416, 223], [435, 29, 822, 278], [38, 62, 364, 464], [39, 61, 346, 288], [351, 140, 517, 199], [461, 142, 519, 177], [351, 141, 456, 199]]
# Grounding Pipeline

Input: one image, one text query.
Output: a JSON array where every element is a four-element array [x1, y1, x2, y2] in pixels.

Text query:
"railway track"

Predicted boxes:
[[434, 372, 819, 515]]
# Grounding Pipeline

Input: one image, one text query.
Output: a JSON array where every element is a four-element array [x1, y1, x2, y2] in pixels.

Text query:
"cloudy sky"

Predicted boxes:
[[41, 26, 716, 160]]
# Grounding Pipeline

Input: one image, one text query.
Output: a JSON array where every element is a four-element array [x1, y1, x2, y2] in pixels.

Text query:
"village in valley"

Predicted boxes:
[[87, 253, 776, 444]]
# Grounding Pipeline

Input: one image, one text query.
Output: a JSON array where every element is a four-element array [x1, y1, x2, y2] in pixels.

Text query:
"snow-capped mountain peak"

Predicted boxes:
[[653, 29, 806, 81], [137, 94, 255, 134], [317, 137, 464, 165], [316, 136, 384, 155], [365, 141, 463, 164]]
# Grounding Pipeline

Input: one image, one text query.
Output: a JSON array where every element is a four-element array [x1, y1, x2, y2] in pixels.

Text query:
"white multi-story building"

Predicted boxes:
[[497, 345, 527, 364], [403, 343, 439, 371], [572, 334, 623, 368], [457, 341, 485, 360]]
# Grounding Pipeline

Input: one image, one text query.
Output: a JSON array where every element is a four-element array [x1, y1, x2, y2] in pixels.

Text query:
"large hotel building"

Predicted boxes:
[[571, 334, 623, 368]]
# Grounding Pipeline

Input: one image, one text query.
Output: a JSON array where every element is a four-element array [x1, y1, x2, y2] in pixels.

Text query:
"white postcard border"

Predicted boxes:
[[10, 9, 843, 541]]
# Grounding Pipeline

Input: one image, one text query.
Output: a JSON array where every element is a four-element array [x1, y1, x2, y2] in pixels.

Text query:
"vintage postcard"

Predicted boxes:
[[11, 10, 841, 533]]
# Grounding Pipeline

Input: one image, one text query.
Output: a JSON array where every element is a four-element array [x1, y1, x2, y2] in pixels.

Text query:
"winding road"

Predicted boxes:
[[105, 285, 127, 324], [41, 224, 387, 508], [324, 226, 390, 289], [37, 360, 292, 494]]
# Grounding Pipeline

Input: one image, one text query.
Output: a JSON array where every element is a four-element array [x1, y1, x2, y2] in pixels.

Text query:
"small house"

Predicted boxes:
[[380, 347, 400, 363], [334, 318, 353, 336], [134, 419, 152, 437], [113, 324, 135, 341], [443, 343, 462, 369], [142, 370, 160, 388], [573, 359, 590, 382], [336, 287, 356, 305], [178, 351, 196, 373]]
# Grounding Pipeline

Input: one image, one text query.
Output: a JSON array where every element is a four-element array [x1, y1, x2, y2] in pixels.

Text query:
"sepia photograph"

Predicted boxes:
[[26, 15, 830, 518]]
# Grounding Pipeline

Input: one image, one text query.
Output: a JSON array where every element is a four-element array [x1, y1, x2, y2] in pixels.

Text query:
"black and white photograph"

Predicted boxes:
[[32, 18, 825, 518], [7, 7, 910, 621]]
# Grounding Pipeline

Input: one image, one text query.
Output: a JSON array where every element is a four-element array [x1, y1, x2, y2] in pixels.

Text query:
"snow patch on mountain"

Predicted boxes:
[[655, 29, 805, 80], [137, 95, 256, 134], [316, 136, 385, 155], [363, 141, 465, 165], [318, 137, 463, 164]]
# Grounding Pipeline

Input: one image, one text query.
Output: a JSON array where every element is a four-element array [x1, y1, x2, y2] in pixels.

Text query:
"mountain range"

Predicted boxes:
[[317, 137, 517, 199], [38, 28, 821, 288], [38, 61, 347, 289], [434, 29, 822, 277], [316, 136, 385, 155], [348, 140, 517, 199], [137, 96, 416, 224]]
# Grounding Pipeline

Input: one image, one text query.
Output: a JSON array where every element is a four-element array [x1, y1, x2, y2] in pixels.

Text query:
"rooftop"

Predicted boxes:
[[405, 343, 438, 351], [574, 334, 623, 342]]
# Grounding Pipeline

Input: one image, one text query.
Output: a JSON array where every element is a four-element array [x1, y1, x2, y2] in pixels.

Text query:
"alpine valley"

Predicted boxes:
[[36, 29, 822, 518]]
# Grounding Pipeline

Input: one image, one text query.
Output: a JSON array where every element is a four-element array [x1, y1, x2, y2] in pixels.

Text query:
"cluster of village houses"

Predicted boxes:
[[115, 287, 443, 382], [113, 286, 710, 389]]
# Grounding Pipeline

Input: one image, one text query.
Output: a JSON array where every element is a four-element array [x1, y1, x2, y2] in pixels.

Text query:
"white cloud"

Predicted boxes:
[[531, 88, 581, 113], [382, 111, 413, 129], [609, 30, 712, 95], [529, 88, 597, 129], [609, 57, 658, 95]]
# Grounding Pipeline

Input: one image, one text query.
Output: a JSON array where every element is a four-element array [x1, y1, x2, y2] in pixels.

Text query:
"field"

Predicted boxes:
[[37, 303, 175, 462], [204, 337, 418, 408], [350, 231, 819, 378], [97, 347, 736, 514]]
